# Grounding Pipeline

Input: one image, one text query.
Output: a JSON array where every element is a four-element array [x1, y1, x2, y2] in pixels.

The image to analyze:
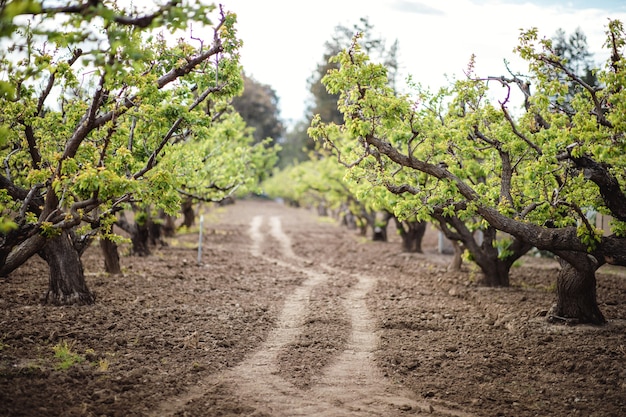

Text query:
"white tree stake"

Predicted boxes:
[[197, 214, 204, 265]]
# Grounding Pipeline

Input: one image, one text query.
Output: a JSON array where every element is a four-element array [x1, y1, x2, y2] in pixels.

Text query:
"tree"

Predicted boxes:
[[310, 21, 626, 324], [551, 27, 599, 110], [309, 17, 399, 124], [0, 1, 247, 304], [324, 65, 532, 285], [277, 17, 399, 167], [231, 73, 284, 146]]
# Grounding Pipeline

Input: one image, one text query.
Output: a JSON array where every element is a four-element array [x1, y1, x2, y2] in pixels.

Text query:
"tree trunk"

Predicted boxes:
[[148, 216, 166, 247], [371, 211, 390, 242], [470, 227, 534, 287], [433, 213, 531, 287], [131, 220, 151, 256], [317, 202, 328, 217], [116, 212, 151, 257], [342, 211, 357, 230], [395, 218, 426, 252], [100, 237, 122, 275], [550, 252, 606, 325], [161, 210, 176, 237], [181, 197, 195, 228], [39, 230, 95, 305], [372, 225, 387, 241], [474, 254, 513, 287]]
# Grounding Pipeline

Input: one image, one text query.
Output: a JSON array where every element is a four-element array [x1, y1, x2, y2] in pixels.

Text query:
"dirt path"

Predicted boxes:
[[152, 210, 472, 417]]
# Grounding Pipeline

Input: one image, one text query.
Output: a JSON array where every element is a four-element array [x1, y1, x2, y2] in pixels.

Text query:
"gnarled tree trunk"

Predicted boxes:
[[550, 252, 606, 325], [39, 230, 95, 305], [433, 213, 532, 287], [394, 217, 426, 253]]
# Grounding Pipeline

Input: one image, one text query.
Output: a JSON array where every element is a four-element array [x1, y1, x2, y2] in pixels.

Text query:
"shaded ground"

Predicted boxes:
[[1, 199, 625, 417]]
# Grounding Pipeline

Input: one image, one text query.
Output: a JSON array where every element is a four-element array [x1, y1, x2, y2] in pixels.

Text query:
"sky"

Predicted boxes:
[[219, 0, 626, 130]]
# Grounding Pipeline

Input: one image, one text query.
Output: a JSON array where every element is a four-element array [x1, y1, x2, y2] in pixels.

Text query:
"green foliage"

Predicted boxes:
[[0, 2, 276, 272], [576, 225, 603, 251], [310, 20, 626, 260], [52, 340, 84, 370]]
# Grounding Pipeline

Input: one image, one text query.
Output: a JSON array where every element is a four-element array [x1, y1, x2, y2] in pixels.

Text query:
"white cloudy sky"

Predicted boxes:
[[220, 0, 626, 129]]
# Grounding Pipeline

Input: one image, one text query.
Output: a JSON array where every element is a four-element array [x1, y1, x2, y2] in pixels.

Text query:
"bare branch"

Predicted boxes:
[[39, 1, 181, 29], [37, 48, 83, 117], [500, 103, 543, 155], [537, 55, 611, 128]]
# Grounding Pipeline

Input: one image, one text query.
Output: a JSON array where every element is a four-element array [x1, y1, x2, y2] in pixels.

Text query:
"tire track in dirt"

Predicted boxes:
[[150, 212, 473, 417], [221, 215, 471, 417]]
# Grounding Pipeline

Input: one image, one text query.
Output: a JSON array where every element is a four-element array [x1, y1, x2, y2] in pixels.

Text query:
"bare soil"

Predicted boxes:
[[1, 199, 625, 417]]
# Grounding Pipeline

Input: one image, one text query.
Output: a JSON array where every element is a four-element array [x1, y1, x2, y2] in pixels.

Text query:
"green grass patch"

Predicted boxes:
[[52, 340, 84, 370]]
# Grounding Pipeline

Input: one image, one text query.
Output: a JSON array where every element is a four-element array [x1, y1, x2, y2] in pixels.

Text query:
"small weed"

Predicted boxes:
[[52, 340, 84, 370], [97, 358, 110, 372]]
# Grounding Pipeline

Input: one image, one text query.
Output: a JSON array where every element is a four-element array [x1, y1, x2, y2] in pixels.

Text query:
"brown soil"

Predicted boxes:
[[1, 199, 625, 417]]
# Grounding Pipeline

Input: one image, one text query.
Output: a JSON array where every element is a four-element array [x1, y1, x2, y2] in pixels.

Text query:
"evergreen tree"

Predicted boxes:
[[280, 17, 399, 165], [548, 28, 599, 115]]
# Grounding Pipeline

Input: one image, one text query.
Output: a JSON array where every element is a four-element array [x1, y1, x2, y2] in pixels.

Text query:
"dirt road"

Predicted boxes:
[[151, 210, 464, 416]]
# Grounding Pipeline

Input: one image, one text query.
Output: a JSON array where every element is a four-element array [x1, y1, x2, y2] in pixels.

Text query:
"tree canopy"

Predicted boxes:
[[309, 21, 626, 324], [0, 0, 276, 303]]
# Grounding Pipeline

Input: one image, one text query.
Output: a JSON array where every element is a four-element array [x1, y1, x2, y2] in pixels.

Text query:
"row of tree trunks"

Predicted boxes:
[[100, 238, 122, 276], [11, 196, 609, 325], [334, 201, 607, 325]]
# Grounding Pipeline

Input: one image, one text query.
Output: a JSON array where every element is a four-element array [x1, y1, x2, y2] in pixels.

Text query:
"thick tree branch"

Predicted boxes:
[[37, 48, 83, 117], [39, 0, 181, 28], [537, 55, 611, 128], [557, 148, 626, 221]]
